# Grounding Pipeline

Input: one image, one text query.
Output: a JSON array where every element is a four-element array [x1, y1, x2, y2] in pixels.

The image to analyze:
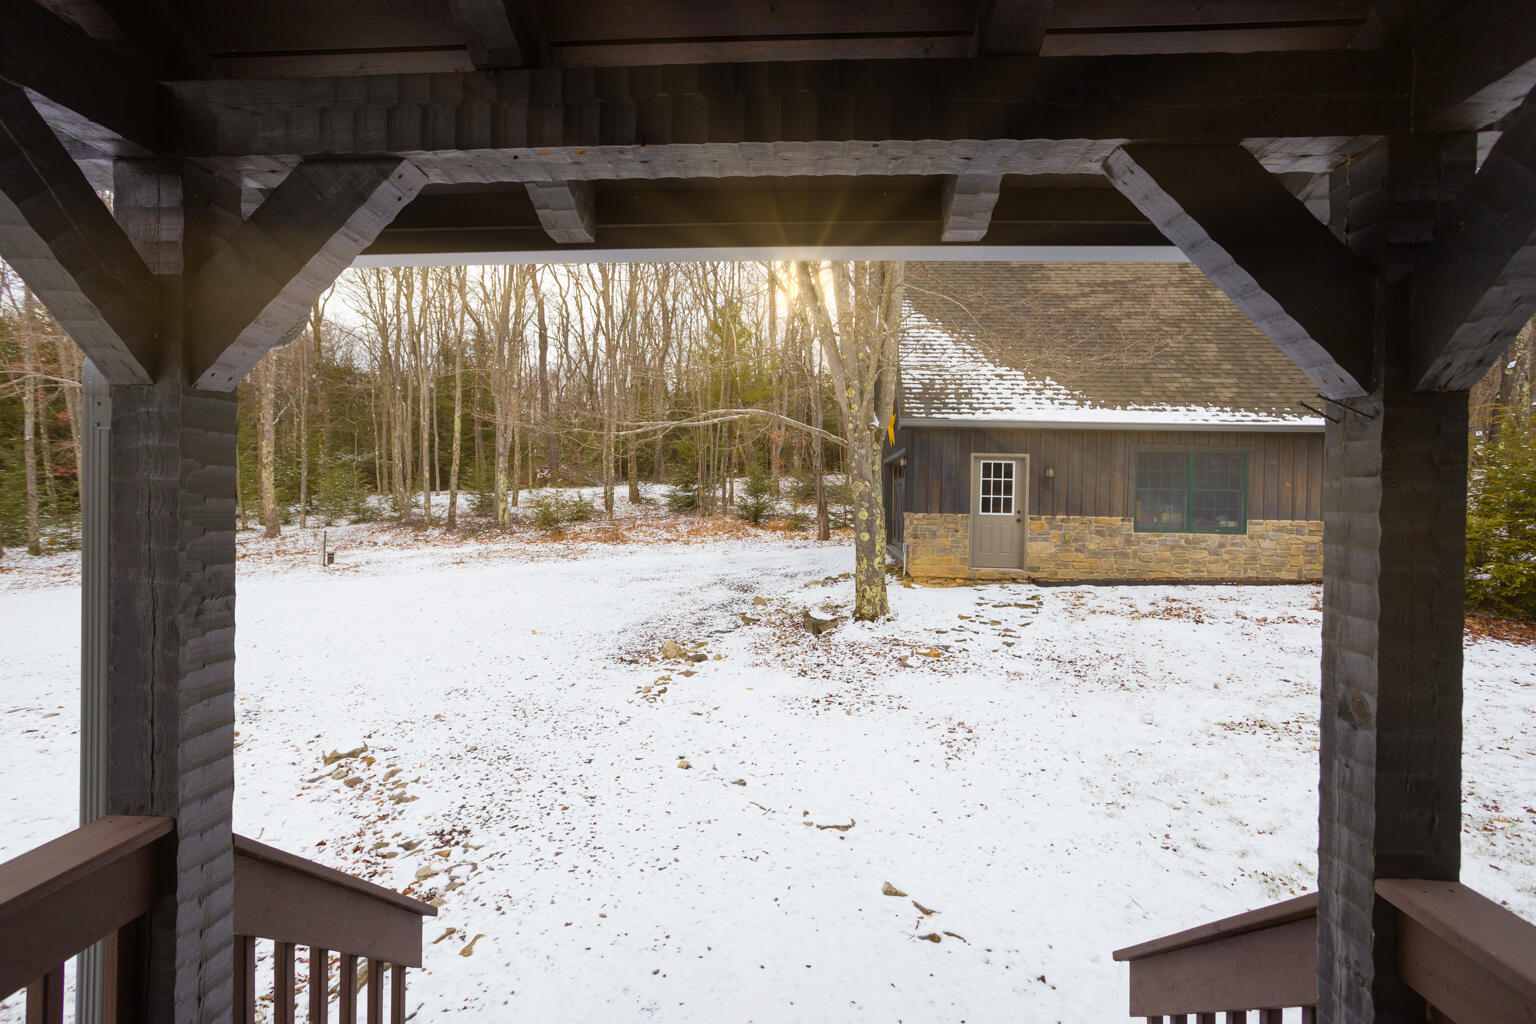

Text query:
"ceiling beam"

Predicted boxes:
[[940, 174, 1002, 242], [446, 0, 546, 69], [524, 181, 595, 243], [1414, 0, 1536, 131], [1103, 143, 1376, 398], [190, 158, 427, 391], [0, 0, 160, 154], [0, 85, 155, 383], [169, 50, 1409, 171], [1414, 90, 1536, 391], [975, 1, 1054, 56]]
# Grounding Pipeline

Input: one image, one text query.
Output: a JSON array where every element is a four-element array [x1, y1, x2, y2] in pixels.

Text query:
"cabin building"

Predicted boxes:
[[885, 262, 1326, 583]]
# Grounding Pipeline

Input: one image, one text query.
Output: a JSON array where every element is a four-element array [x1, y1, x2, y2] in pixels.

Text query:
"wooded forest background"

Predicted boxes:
[[2, 259, 1534, 616]]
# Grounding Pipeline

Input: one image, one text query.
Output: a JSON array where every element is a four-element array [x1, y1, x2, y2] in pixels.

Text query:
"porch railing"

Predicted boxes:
[[1113, 883, 1536, 1024], [0, 815, 174, 1023], [1112, 892, 1318, 1023], [233, 834, 438, 1023], [1, 816, 436, 1024]]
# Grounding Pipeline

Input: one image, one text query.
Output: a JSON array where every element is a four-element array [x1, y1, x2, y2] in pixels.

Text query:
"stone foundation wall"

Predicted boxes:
[[903, 512, 1323, 582]]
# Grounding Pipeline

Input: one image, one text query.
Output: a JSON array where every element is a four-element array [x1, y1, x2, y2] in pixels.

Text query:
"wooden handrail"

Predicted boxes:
[[1378, 878, 1536, 1023], [0, 815, 173, 1001], [233, 834, 437, 967], [2, 818, 437, 1024], [1112, 894, 1318, 1022], [232, 834, 437, 1024]]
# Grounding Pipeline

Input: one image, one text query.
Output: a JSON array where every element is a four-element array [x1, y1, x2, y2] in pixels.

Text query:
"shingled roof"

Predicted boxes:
[[900, 262, 1324, 428]]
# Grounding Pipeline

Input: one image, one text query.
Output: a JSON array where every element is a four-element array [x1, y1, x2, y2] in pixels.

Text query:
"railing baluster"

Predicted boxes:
[[366, 958, 385, 1024], [310, 947, 330, 1024], [232, 935, 256, 1024], [25, 965, 64, 1024], [338, 954, 358, 1024], [390, 964, 406, 1024], [275, 941, 296, 1024]]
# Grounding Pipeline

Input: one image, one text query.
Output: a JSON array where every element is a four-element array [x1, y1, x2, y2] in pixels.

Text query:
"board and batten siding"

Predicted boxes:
[[895, 425, 1324, 521]]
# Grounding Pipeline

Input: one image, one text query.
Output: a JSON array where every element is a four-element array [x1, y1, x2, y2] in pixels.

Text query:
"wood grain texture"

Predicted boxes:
[[1317, 281, 1466, 1024], [190, 158, 427, 391], [0, 84, 155, 384], [1414, 89, 1536, 391]]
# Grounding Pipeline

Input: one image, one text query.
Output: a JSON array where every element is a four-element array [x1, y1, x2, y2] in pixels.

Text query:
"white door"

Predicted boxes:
[[971, 456, 1025, 569]]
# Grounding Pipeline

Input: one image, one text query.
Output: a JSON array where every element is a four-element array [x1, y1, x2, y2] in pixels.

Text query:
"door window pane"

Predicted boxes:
[[979, 460, 1014, 515]]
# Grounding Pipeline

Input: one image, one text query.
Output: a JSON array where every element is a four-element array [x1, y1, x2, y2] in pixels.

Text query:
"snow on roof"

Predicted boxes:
[[900, 263, 1324, 429]]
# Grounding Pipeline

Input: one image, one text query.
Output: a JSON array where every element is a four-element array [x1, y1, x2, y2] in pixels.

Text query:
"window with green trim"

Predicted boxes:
[[1133, 451, 1247, 533]]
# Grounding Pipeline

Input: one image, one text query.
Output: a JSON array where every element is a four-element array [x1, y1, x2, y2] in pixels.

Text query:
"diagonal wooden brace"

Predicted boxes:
[[1413, 88, 1536, 392], [0, 83, 155, 383], [1103, 143, 1377, 399], [190, 158, 426, 391]]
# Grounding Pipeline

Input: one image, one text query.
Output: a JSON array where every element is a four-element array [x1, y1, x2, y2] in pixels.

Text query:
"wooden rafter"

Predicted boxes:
[[0, 84, 155, 384], [167, 50, 1408, 167], [1103, 142, 1376, 399], [190, 158, 427, 391], [1413, 88, 1536, 392], [939, 174, 1003, 242], [974, 0, 1054, 56], [524, 181, 595, 244], [446, 0, 545, 69]]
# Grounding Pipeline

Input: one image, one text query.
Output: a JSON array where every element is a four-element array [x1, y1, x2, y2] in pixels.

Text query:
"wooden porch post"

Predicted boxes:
[[1315, 134, 1479, 1024], [92, 159, 241, 1024], [1316, 284, 1468, 1023]]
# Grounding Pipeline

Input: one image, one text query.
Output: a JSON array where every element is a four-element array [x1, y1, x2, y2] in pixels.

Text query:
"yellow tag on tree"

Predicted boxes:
[[887, 412, 896, 445]]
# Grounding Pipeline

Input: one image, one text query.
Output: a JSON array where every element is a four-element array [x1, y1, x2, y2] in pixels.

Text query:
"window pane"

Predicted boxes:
[[1192, 490, 1243, 530], [1192, 452, 1244, 492], [1136, 488, 1187, 529], [1191, 453, 1245, 531], [1135, 452, 1186, 529]]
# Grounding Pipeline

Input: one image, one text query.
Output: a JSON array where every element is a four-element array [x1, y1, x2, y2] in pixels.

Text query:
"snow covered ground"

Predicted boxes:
[[2, 503, 1533, 1023]]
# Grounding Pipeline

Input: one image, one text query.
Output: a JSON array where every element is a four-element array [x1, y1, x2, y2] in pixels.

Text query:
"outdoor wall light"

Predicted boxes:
[[1043, 465, 1056, 479]]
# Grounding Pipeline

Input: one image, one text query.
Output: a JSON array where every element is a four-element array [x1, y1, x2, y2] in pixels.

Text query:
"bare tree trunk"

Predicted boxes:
[[813, 367, 829, 541], [447, 275, 465, 530], [794, 261, 903, 620], [20, 292, 42, 554], [255, 357, 281, 538], [537, 281, 557, 485]]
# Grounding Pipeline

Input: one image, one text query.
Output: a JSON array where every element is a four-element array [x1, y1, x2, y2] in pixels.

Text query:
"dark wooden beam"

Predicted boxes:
[[939, 173, 1002, 241], [1414, 0, 1536, 131], [524, 180, 594, 243], [169, 50, 1409, 170], [0, 0, 160, 154], [1317, 280, 1466, 1023], [190, 158, 426, 391], [446, 0, 546, 68], [366, 178, 1163, 256], [0, 85, 155, 384], [975, 0, 1054, 56], [1103, 142, 1376, 398], [1414, 89, 1536, 391]]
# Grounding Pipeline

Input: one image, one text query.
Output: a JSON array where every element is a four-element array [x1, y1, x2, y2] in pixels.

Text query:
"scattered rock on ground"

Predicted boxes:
[[660, 640, 685, 660], [323, 744, 367, 765], [677, 759, 692, 769], [752, 596, 768, 606], [803, 611, 842, 636]]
